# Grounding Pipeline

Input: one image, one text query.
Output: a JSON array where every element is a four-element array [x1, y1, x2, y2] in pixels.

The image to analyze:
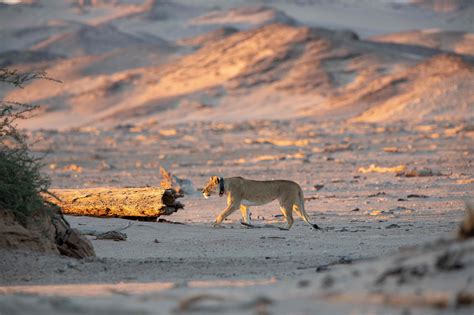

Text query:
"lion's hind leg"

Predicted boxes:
[[278, 204, 294, 230], [240, 205, 251, 224]]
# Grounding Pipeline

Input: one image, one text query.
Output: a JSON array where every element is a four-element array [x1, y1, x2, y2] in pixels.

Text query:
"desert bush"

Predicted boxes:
[[0, 69, 54, 223]]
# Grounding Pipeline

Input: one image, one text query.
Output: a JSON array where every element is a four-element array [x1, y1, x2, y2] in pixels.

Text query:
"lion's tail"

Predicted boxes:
[[297, 189, 320, 230]]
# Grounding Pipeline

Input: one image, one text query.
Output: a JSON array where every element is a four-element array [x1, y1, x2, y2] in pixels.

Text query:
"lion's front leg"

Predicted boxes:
[[213, 202, 240, 227]]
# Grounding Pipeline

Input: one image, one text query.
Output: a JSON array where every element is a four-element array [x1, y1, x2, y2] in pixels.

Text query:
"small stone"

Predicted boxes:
[[314, 184, 325, 191], [321, 275, 334, 289], [297, 279, 311, 288], [96, 231, 127, 241]]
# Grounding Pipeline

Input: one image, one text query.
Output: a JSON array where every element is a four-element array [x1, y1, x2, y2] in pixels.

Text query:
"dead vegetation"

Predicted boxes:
[[0, 69, 94, 258]]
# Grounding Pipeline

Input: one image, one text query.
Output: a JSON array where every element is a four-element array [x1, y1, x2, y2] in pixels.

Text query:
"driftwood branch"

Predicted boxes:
[[44, 187, 184, 219]]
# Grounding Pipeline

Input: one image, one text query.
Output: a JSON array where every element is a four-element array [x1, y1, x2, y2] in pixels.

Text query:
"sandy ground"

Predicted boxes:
[[1, 118, 473, 314]]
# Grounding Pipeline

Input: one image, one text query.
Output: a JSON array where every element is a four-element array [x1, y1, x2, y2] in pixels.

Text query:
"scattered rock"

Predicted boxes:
[[397, 168, 443, 177], [386, 224, 401, 229], [297, 279, 311, 288], [456, 290, 474, 306], [321, 143, 353, 153], [435, 249, 463, 271], [96, 231, 127, 241], [260, 236, 286, 240], [388, 207, 416, 214], [321, 275, 335, 288], [383, 147, 399, 153], [338, 256, 352, 264], [316, 265, 330, 272], [314, 184, 325, 191], [375, 264, 428, 285], [368, 192, 386, 197], [407, 194, 429, 198]]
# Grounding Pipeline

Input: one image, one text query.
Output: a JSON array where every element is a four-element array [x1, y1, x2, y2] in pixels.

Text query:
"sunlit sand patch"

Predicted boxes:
[[358, 164, 407, 174], [0, 279, 276, 297], [244, 138, 310, 147], [62, 163, 83, 173], [233, 152, 308, 164], [0, 282, 175, 297], [188, 278, 277, 289], [159, 129, 178, 137], [322, 291, 451, 309], [457, 179, 474, 184]]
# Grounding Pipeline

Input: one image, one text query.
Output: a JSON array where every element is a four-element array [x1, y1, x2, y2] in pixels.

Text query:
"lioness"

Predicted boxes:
[[202, 176, 320, 230]]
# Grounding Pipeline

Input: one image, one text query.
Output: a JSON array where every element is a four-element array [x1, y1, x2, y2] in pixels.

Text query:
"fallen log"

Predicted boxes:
[[44, 187, 184, 219]]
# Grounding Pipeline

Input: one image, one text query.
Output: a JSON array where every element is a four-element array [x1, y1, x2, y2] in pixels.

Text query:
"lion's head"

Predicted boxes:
[[202, 176, 221, 199]]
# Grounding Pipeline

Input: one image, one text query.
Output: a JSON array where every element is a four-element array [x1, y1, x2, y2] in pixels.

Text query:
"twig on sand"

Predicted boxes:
[[157, 218, 185, 225], [78, 221, 133, 237], [240, 222, 280, 229]]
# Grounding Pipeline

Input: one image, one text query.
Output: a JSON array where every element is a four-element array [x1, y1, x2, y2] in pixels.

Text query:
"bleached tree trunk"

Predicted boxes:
[[45, 187, 184, 218]]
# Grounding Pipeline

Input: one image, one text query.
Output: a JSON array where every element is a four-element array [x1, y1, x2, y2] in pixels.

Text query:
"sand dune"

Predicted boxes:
[[350, 55, 474, 122], [190, 5, 297, 29], [0, 20, 82, 53], [177, 27, 238, 48], [0, 50, 64, 67], [371, 29, 474, 56], [8, 22, 472, 129], [30, 23, 171, 57], [411, 0, 471, 12]]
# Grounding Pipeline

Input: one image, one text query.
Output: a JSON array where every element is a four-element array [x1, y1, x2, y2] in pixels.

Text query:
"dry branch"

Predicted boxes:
[[44, 187, 184, 219]]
